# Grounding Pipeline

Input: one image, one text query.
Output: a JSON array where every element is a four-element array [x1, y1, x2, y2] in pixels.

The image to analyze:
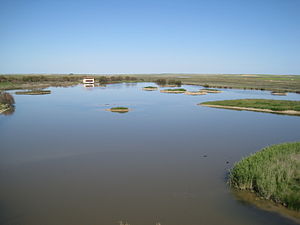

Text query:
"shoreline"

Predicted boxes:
[[1, 74, 300, 93], [233, 190, 300, 223], [200, 104, 300, 115]]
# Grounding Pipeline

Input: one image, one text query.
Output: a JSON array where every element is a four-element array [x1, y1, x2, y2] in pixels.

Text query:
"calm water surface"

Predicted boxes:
[[1, 83, 300, 225]]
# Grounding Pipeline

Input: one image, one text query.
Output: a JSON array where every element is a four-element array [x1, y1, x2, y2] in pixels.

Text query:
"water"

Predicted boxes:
[[0, 83, 300, 225]]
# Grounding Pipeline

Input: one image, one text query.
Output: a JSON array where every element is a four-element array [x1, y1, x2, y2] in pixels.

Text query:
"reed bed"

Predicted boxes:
[[229, 142, 300, 210]]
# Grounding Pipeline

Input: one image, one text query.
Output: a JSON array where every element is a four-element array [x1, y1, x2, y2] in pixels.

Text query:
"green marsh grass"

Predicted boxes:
[[201, 99, 300, 112], [229, 142, 300, 210]]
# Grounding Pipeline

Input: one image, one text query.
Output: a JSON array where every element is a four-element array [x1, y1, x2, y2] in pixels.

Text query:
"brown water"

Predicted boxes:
[[1, 83, 300, 225]]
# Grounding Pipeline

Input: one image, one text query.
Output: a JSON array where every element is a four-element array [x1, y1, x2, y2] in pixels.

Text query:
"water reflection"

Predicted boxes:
[[83, 84, 95, 88]]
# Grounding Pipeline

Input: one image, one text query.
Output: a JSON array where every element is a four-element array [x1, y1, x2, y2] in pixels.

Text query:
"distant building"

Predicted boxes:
[[83, 77, 95, 84]]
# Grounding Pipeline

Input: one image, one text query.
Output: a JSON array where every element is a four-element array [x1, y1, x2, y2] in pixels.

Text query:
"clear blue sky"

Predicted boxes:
[[0, 0, 299, 74]]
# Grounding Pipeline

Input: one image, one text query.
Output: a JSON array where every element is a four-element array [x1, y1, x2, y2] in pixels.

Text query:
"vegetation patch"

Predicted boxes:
[[2, 74, 300, 92], [0, 92, 15, 115], [229, 142, 300, 211], [15, 90, 51, 95], [142, 86, 158, 91], [106, 107, 130, 113], [200, 99, 300, 115], [132, 74, 300, 93], [160, 88, 186, 93], [0, 75, 143, 90], [155, 78, 181, 86]]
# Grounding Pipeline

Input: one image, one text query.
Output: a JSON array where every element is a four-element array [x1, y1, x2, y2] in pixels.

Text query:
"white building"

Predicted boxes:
[[83, 77, 95, 84]]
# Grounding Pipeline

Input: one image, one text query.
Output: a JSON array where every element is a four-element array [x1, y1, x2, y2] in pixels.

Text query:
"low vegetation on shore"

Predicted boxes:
[[1, 74, 300, 93], [229, 142, 300, 211], [155, 78, 181, 86], [0, 75, 142, 90], [0, 92, 15, 115], [135, 74, 300, 93], [200, 99, 300, 115]]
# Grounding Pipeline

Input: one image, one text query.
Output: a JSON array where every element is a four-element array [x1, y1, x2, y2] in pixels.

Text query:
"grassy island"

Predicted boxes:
[[160, 88, 186, 93], [15, 90, 51, 95], [106, 107, 130, 113], [142, 86, 158, 91], [229, 142, 300, 211], [200, 99, 300, 115]]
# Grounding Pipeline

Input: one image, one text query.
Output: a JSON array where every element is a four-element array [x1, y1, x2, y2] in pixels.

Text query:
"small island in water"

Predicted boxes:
[[106, 107, 130, 113], [200, 99, 300, 115], [142, 86, 158, 91], [160, 88, 186, 93]]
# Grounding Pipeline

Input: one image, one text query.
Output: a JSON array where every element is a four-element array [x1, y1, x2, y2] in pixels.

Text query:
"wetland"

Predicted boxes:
[[0, 82, 300, 225]]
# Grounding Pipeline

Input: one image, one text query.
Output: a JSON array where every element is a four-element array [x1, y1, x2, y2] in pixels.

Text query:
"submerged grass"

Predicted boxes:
[[229, 142, 300, 210], [201, 99, 300, 112]]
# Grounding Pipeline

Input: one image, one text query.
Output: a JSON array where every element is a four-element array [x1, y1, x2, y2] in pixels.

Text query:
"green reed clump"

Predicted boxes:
[[229, 142, 300, 210]]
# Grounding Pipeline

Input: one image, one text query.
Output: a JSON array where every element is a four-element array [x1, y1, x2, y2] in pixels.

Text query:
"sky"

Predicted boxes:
[[0, 0, 299, 74]]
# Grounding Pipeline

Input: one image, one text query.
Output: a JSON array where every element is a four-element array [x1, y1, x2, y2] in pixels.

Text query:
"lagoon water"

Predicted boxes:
[[0, 83, 300, 225]]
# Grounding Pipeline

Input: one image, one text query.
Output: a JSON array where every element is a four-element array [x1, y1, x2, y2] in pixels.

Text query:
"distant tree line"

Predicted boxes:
[[0, 75, 142, 84], [97, 76, 140, 84], [0, 75, 81, 83]]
